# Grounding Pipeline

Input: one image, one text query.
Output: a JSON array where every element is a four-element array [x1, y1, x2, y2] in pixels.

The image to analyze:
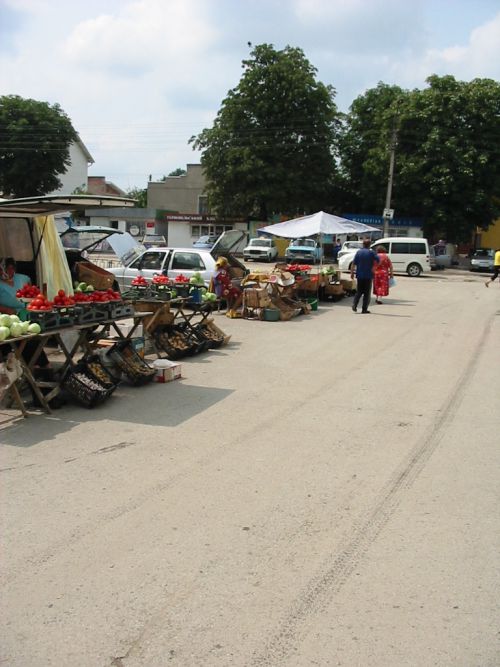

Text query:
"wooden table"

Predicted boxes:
[[0, 311, 153, 417]]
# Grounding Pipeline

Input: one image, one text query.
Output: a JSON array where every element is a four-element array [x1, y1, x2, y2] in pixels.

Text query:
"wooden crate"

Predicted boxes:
[[75, 261, 114, 290], [323, 283, 344, 296]]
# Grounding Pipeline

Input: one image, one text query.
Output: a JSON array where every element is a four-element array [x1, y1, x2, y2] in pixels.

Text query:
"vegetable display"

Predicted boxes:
[[152, 274, 170, 286], [189, 272, 205, 286], [0, 314, 41, 339], [16, 284, 41, 299], [131, 276, 149, 287], [287, 264, 311, 272]]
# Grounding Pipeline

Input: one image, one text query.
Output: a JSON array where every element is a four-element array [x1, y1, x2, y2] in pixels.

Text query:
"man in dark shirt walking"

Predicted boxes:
[[350, 239, 380, 313]]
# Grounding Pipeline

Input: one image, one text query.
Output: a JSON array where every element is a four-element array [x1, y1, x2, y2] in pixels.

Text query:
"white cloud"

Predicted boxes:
[[292, 0, 425, 53], [63, 0, 217, 76], [389, 11, 500, 87]]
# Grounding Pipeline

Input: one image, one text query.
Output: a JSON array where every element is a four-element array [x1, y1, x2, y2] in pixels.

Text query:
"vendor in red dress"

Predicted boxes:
[[373, 246, 394, 304], [212, 257, 242, 310]]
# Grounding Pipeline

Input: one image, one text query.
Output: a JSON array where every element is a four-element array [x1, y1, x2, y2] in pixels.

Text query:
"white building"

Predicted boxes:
[[49, 137, 94, 195]]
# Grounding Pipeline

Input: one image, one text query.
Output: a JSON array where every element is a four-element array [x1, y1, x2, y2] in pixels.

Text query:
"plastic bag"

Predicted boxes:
[[0, 353, 23, 400], [389, 277, 396, 287]]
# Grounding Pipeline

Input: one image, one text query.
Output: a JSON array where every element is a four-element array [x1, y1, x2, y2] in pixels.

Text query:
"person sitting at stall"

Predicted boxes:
[[0, 257, 60, 407], [0, 257, 31, 315], [212, 256, 243, 313]]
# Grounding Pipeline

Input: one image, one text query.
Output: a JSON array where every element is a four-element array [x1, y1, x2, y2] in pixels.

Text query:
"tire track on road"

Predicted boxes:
[[250, 311, 495, 667]]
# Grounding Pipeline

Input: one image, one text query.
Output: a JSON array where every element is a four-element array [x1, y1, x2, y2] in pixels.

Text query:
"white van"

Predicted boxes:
[[338, 237, 431, 277]]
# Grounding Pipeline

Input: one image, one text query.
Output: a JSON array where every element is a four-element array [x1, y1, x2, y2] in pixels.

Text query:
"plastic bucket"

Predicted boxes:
[[307, 297, 318, 311]]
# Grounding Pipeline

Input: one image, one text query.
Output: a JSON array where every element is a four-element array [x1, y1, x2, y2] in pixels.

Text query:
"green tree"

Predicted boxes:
[[338, 82, 407, 213], [339, 76, 500, 241], [396, 75, 500, 240], [191, 43, 341, 219], [0, 95, 78, 197], [166, 168, 187, 177], [126, 186, 147, 207]]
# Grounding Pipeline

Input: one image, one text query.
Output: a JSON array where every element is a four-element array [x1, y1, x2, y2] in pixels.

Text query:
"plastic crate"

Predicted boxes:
[[84, 356, 119, 392], [154, 325, 197, 360], [25, 310, 60, 332], [73, 304, 97, 324], [174, 322, 208, 354], [172, 283, 190, 298], [108, 303, 134, 319], [63, 369, 113, 408], [107, 341, 155, 385], [91, 304, 112, 321], [192, 322, 225, 349]]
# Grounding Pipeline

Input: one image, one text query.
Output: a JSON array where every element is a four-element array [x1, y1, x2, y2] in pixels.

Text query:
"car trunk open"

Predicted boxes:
[[211, 229, 249, 277]]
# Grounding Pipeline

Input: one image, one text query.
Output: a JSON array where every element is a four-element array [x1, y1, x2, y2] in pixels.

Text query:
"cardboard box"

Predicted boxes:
[[75, 261, 114, 290], [324, 283, 344, 295], [243, 287, 271, 309], [152, 359, 182, 383], [340, 278, 356, 291]]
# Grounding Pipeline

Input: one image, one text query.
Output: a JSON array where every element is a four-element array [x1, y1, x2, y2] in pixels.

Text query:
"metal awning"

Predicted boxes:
[[0, 195, 136, 217]]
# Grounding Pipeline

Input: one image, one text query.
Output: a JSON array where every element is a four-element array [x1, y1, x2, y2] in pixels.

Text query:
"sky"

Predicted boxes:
[[1, 0, 499, 192]]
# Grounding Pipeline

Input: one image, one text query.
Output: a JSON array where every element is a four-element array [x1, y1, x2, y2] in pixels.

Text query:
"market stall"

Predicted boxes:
[[120, 274, 231, 360], [259, 210, 379, 266], [0, 196, 159, 417], [0, 295, 156, 414]]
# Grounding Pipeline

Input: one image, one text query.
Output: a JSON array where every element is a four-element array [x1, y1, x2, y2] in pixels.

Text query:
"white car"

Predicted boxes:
[[108, 229, 247, 290], [338, 237, 431, 277], [337, 240, 363, 260], [243, 237, 278, 262]]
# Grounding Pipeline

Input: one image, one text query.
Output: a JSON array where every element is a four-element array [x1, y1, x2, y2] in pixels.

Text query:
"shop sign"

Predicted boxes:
[[343, 213, 423, 228]]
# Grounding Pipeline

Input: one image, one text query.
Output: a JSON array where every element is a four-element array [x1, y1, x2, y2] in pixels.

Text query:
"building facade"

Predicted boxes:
[[147, 164, 247, 246], [49, 138, 94, 195], [147, 164, 208, 215]]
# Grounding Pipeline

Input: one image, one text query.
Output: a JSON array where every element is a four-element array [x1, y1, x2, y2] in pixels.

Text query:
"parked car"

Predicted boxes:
[[285, 237, 323, 264], [141, 234, 167, 249], [469, 248, 495, 272], [338, 237, 431, 277], [337, 240, 363, 260], [193, 235, 218, 249], [243, 237, 279, 262], [108, 229, 248, 291]]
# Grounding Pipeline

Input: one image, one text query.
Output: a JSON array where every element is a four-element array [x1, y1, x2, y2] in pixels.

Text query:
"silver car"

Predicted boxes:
[[470, 248, 495, 272]]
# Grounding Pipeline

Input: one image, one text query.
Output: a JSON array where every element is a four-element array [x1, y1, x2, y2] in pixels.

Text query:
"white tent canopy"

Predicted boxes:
[[259, 211, 379, 238]]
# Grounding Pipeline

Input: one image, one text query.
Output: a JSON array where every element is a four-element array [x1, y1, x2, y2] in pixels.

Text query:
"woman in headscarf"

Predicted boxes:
[[373, 246, 394, 304], [212, 256, 242, 310], [0, 257, 31, 315]]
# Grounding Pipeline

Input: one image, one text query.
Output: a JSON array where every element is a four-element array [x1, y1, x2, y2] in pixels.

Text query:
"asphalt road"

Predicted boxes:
[[1, 269, 499, 667]]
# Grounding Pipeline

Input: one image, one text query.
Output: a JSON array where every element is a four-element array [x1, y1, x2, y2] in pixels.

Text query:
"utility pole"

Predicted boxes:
[[383, 125, 397, 237]]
